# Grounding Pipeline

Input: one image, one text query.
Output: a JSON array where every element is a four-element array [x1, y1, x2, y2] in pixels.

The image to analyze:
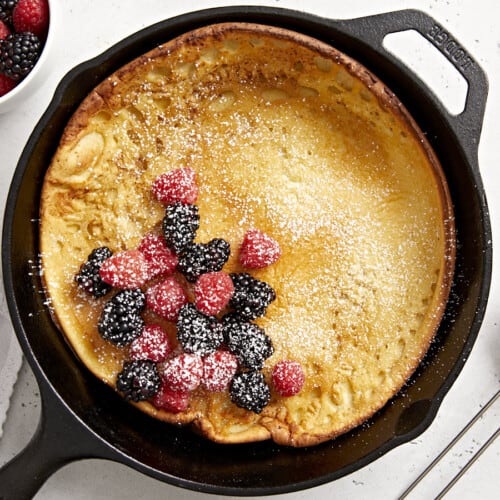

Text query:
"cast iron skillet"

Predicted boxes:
[[0, 6, 491, 499]]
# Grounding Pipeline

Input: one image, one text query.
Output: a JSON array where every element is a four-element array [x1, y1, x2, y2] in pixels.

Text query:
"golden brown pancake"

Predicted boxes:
[[39, 23, 455, 446]]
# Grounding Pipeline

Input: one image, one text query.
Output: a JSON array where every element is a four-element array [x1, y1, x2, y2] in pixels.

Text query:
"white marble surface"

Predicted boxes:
[[0, 1, 498, 498]]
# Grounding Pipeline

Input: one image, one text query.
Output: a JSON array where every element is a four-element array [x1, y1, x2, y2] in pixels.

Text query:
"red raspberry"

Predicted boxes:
[[0, 20, 11, 40], [0, 73, 16, 97], [151, 382, 190, 413], [194, 271, 234, 316], [152, 167, 198, 205], [129, 324, 171, 362], [138, 232, 178, 279], [202, 350, 238, 392], [12, 0, 49, 40], [271, 360, 305, 397], [239, 229, 281, 269], [163, 353, 203, 392], [99, 249, 150, 289], [146, 277, 188, 321]]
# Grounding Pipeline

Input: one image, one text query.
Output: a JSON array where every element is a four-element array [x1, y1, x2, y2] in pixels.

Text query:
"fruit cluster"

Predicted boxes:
[[76, 166, 305, 414], [0, 0, 49, 97]]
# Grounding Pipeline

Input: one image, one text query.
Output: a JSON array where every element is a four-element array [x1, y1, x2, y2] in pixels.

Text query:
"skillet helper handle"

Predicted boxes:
[[335, 9, 488, 157], [0, 381, 112, 500]]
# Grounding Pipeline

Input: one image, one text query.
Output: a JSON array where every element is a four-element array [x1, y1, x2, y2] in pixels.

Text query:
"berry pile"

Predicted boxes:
[[76, 165, 305, 414], [0, 0, 49, 96]]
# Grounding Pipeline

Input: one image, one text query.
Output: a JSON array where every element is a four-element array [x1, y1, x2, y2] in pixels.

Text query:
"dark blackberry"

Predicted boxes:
[[229, 273, 276, 320], [176, 243, 206, 282], [230, 371, 271, 413], [98, 290, 146, 346], [222, 314, 274, 370], [162, 202, 199, 254], [75, 246, 113, 298], [177, 238, 230, 282], [0, 0, 19, 26], [116, 360, 161, 402], [207, 237, 230, 269], [110, 288, 146, 312], [176, 304, 224, 356], [0, 32, 42, 80]]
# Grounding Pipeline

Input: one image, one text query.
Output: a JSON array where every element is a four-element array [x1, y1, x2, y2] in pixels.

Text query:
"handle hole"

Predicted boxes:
[[383, 30, 468, 116]]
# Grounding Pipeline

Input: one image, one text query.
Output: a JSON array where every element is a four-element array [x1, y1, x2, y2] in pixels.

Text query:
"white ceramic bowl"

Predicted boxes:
[[0, 0, 56, 114]]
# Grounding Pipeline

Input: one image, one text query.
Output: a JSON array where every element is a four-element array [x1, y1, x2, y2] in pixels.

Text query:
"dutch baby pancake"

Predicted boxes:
[[40, 23, 455, 446]]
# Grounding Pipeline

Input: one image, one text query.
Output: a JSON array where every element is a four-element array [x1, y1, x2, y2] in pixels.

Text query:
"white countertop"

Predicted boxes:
[[0, 1, 498, 499]]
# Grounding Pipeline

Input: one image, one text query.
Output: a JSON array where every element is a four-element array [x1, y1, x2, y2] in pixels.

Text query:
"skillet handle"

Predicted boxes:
[[334, 9, 488, 155], [0, 379, 113, 500]]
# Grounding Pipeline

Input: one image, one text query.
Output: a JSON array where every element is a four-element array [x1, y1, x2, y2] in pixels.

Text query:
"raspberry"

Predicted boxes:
[[0, 20, 10, 39], [177, 238, 230, 282], [75, 246, 113, 298], [97, 289, 146, 347], [202, 350, 238, 392], [12, 0, 49, 40], [146, 277, 188, 321], [0, 31, 41, 80], [230, 371, 271, 414], [162, 353, 203, 392], [116, 360, 161, 402], [129, 324, 171, 362], [0, 72, 14, 95], [222, 314, 274, 370], [151, 382, 190, 413], [99, 249, 150, 289], [176, 304, 224, 356], [194, 271, 234, 316], [152, 167, 198, 205], [138, 232, 178, 279], [162, 202, 199, 254], [272, 360, 305, 397], [229, 273, 276, 320], [239, 229, 281, 269]]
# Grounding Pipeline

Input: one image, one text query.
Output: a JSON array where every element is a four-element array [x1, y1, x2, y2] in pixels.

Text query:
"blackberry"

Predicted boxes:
[[207, 237, 230, 269], [176, 243, 206, 282], [97, 289, 146, 346], [230, 371, 271, 414], [222, 314, 274, 370], [176, 304, 224, 356], [177, 238, 230, 282], [0, 32, 42, 80], [116, 360, 161, 402], [110, 288, 146, 311], [162, 202, 199, 254], [229, 273, 276, 320], [0, 0, 18, 26], [75, 246, 113, 298]]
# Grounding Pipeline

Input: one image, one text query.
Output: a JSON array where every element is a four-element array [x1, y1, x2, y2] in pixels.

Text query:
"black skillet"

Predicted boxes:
[[0, 6, 491, 499]]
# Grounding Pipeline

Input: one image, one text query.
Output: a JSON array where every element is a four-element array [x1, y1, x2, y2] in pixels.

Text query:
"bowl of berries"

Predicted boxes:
[[0, 0, 53, 113]]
